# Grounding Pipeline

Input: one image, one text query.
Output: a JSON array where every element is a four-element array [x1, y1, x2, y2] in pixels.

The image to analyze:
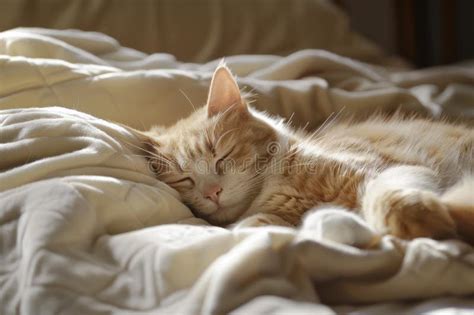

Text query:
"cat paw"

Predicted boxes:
[[383, 190, 457, 240]]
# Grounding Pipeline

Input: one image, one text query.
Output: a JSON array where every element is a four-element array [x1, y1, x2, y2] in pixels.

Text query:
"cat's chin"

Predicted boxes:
[[201, 204, 247, 226]]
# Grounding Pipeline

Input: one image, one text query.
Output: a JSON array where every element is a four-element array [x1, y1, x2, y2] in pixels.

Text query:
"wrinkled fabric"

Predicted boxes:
[[0, 28, 473, 315], [0, 28, 473, 132], [0, 0, 393, 64]]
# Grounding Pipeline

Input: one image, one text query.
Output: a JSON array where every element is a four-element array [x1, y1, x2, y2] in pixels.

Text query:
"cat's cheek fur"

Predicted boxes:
[[206, 173, 261, 224], [185, 194, 218, 216], [177, 169, 260, 224], [206, 205, 248, 226]]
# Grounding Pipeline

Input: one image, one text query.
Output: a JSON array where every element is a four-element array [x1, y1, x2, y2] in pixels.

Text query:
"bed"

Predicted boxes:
[[0, 24, 473, 315]]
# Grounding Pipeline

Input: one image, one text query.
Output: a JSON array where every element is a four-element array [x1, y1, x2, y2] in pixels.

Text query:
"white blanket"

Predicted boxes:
[[1, 28, 473, 131], [0, 28, 473, 315]]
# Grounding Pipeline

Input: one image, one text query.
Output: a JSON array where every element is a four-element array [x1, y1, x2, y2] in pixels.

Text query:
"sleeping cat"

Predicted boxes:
[[141, 66, 474, 242]]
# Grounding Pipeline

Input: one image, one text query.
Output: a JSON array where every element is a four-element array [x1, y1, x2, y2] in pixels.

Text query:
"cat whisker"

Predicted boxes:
[[214, 101, 241, 123], [305, 113, 335, 142], [214, 128, 238, 149], [300, 121, 310, 133], [120, 139, 159, 158], [234, 178, 272, 196], [306, 107, 346, 142], [286, 112, 295, 127], [179, 89, 197, 112], [117, 138, 153, 154], [119, 138, 176, 167], [228, 178, 265, 194]]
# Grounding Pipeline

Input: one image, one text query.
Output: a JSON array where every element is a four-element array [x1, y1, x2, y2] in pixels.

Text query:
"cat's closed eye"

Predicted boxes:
[[168, 177, 195, 188], [216, 146, 235, 174]]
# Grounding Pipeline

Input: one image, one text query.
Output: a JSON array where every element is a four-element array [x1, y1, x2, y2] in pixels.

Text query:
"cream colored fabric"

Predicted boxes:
[[0, 0, 398, 65], [0, 28, 472, 133], [1, 107, 474, 314], [0, 28, 474, 314]]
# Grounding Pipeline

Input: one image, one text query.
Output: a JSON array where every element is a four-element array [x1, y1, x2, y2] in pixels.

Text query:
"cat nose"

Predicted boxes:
[[203, 185, 223, 204]]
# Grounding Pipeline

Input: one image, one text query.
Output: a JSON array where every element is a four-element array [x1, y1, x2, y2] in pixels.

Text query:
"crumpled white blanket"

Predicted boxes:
[[1, 28, 473, 132], [0, 28, 473, 315]]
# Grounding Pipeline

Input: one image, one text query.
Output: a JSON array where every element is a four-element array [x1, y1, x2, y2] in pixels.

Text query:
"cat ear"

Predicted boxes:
[[207, 66, 247, 117]]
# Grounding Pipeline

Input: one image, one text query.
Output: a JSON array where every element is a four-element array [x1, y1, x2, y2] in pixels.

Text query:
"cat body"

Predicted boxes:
[[240, 116, 472, 238], [143, 66, 474, 242]]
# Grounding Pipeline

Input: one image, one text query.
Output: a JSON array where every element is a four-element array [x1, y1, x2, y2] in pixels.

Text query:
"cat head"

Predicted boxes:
[[145, 66, 288, 225]]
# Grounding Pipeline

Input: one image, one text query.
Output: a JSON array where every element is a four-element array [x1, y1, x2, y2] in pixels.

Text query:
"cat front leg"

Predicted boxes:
[[361, 165, 457, 240], [232, 213, 294, 229]]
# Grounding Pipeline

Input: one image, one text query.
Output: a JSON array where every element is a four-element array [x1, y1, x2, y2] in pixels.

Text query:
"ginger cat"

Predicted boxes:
[[142, 66, 474, 243]]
